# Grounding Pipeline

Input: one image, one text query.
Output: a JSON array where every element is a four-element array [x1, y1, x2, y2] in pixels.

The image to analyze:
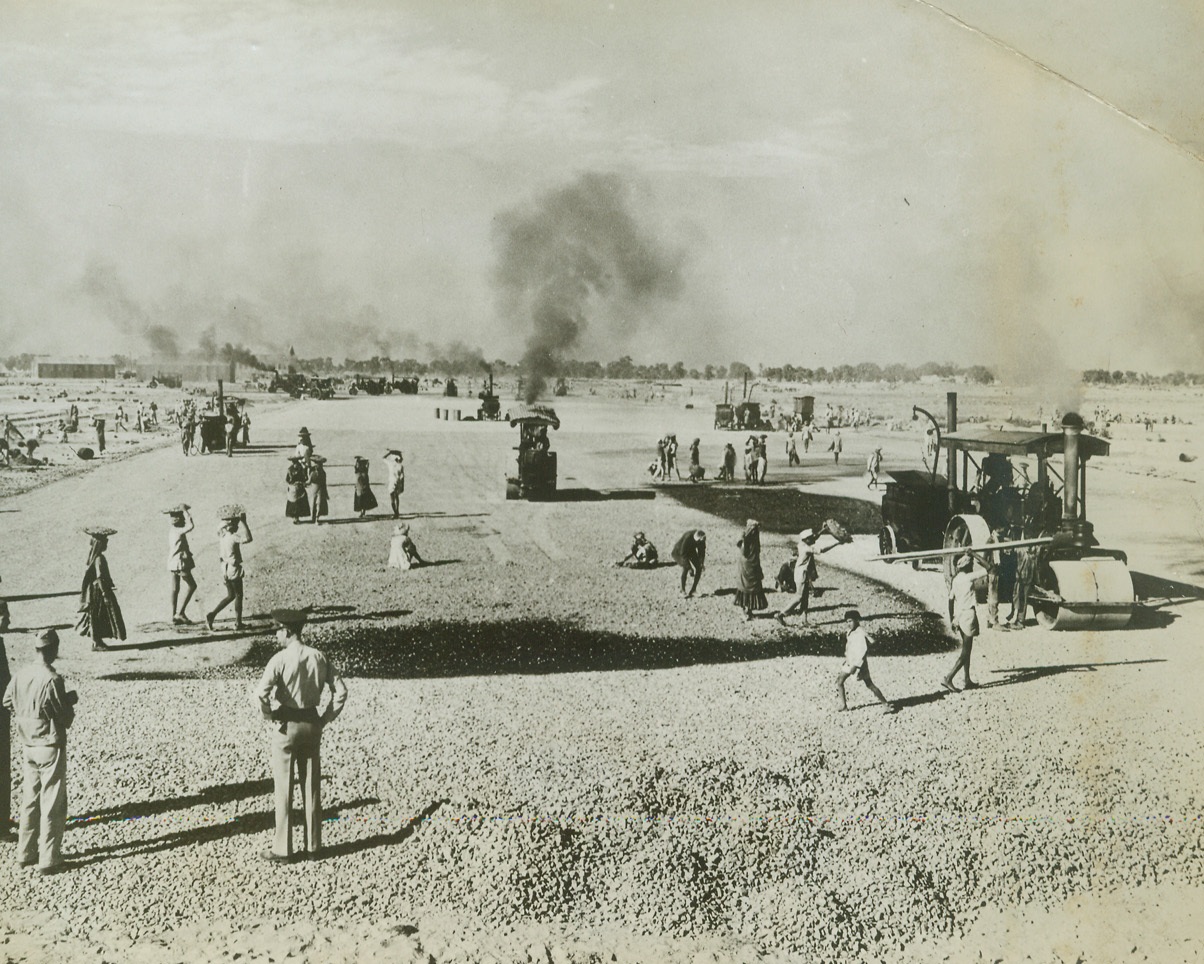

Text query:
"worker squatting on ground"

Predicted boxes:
[[836, 611, 895, 713], [253, 609, 347, 863], [388, 524, 425, 571], [618, 532, 659, 568], [3, 629, 78, 873]]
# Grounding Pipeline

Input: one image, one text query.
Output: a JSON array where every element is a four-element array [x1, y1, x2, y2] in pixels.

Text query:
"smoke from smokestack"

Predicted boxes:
[[494, 173, 684, 402], [80, 259, 181, 357]]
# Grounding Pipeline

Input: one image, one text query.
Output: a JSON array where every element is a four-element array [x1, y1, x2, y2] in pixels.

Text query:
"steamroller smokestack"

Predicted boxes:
[[1059, 411, 1095, 545], [946, 392, 958, 512]]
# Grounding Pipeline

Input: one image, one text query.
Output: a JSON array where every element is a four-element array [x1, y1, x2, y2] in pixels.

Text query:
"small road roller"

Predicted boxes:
[[506, 406, 559, 501], [874, 394, 1134, 630]]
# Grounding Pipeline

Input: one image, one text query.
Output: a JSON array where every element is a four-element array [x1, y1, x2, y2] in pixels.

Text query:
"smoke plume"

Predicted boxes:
[[494, 173, 684, 402], [79, 260, 181, 357]]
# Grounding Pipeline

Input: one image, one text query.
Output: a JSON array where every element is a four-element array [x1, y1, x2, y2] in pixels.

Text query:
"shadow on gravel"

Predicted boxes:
[[544, 487, 655, 502], [316, 798, 447, 860], [659, 485, 883, 535], [983, 658, 1166, 689], [889, 690, 952, 710], [68, 797, 380, 864], [1131, 571, 1204, 607], [70, 779, 274, 828], [235, 616, 952, 679]]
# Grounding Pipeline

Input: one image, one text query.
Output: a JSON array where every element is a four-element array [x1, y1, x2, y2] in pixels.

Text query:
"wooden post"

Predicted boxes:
[[0, 636, 10, 838]]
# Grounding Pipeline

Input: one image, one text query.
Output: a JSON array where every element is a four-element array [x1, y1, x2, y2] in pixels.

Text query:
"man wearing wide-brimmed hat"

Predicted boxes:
[[253, 608, 347, 863], [3, 629, 78, 873]]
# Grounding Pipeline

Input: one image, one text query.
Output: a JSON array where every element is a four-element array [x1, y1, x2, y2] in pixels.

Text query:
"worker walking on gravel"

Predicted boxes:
[[206, 509, 252, 632], [837, 611, 895, 713], [253, 608, 347, 863], [944, 553, 989, 691], [165, 505, 197, 624], [776, 528, 835, 623]]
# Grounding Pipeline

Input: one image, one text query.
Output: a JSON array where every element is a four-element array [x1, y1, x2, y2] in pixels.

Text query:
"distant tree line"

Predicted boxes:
[[4, 351, 1199, 387], [1082, 369, 1204, 386]]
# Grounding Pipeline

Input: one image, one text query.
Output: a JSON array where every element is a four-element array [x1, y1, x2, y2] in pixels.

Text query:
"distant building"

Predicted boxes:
[[34, 358, 117, 380], [135, 358, 237, 384]]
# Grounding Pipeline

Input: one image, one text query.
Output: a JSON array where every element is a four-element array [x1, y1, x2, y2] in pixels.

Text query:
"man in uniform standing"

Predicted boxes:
[[253, 609, 348, 862], [2, 629, 76, 873]]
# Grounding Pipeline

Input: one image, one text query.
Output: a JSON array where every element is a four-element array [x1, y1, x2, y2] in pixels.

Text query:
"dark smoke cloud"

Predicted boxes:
[[494, 173, 685, 402], [431, 339, 489, 373], [80, 260, 180, 357]]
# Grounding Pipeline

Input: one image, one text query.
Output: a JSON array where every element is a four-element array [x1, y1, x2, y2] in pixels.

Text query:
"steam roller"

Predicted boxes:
[[872, 393, 1135, 630]]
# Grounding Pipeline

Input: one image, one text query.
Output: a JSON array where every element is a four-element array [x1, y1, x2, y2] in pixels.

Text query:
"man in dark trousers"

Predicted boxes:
[[2, 629, 77, 872], [253, 609, 348, 862]]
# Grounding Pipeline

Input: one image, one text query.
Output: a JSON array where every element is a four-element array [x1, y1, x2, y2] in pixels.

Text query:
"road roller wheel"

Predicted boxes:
[[942, 514, 991, 589], [505, 481, 521, 500], [878, 525, 898, 562], [1032, 557, 1135, 630]]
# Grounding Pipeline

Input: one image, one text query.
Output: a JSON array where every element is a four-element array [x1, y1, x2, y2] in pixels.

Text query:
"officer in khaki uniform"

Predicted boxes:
[[3, 629, 77, 873], [253, 609, 347, 862]]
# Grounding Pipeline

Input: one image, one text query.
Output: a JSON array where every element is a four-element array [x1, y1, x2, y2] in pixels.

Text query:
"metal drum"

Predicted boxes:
[[1036, 558, 1134, 630]]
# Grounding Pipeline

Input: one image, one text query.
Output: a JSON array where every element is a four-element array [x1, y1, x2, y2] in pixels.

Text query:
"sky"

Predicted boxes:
[[1, 0, 1201, 373]]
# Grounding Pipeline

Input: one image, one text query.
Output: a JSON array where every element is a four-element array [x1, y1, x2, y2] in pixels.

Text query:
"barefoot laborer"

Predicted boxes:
[[165, 504, 197, 624], [671, 529, 706, 597], [837, 610, 894, 713], [383, 450, 405, 518], [943, 553, 989, 692], [206, 507, 252, 632]]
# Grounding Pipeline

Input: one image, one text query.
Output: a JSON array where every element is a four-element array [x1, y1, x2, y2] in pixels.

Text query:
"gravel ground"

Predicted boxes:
[[2, 390, 1202, 962]]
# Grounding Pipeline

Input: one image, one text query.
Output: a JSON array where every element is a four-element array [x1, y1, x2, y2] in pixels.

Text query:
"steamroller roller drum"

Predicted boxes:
[[942, 514, 991, 588], [1033, 557, 1135, 630]]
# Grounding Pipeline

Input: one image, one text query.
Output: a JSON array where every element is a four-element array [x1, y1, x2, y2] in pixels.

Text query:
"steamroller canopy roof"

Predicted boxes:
[[508, 405, 560, 429], [940, 429, 1110, 460]]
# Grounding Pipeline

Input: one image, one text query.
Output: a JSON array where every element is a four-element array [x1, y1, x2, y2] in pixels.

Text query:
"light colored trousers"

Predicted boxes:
[[19, 744, 67, 869], [270, 721, 322, 857]]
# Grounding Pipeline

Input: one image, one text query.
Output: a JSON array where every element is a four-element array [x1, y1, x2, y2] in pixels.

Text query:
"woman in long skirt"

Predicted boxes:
[[307, 455, 329, 524], [734, 519, 769, 620], [285, 457, 309, 524], [77, 528, 126, 650], [353, 456, 378, 518]]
